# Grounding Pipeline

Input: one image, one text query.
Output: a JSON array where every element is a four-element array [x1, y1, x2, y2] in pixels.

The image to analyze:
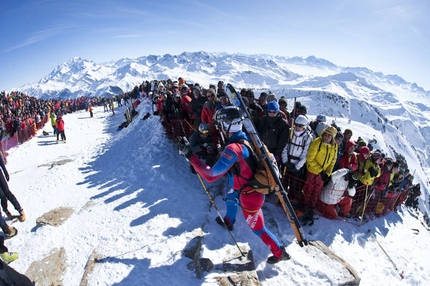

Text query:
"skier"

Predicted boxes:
[[179, 106, 290, 264]]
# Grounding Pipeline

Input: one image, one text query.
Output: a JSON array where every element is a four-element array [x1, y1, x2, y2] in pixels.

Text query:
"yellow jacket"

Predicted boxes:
[[306, 137, 338, 176], [359, 158, 381, 185]]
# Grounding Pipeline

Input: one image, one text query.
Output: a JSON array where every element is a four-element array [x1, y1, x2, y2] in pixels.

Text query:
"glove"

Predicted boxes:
[[320, 171, 330, 183], [5, 172, 9, 182], [178, 137, 193, 160], [368, 167, 378, 177]]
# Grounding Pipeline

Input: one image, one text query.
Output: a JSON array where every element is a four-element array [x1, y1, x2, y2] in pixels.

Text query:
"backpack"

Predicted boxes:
[[234, 140, 279, 195]]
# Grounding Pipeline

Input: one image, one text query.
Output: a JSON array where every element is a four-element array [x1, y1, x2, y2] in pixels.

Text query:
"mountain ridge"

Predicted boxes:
[[15, 52, 430, 175]]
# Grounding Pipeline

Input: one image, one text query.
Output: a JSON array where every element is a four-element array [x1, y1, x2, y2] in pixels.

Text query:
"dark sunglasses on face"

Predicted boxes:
[[295, 124, 304, 128]]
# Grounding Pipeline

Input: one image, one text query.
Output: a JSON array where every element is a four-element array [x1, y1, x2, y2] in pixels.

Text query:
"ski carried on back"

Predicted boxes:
[[225, 84, 308, 247]]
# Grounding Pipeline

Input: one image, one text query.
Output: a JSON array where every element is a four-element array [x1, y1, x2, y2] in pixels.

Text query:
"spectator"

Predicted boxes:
[[278, 97, 290, 121], [189, 123, 216, 167], [309, 114, 326, 135], [56, 113, 66, 143], [340, 129, 353, 156], [255, 101, 290, 164], [258, 92, 268, 113], [245, 90, 264, 121], [358, 150, 382, 187], [303, 126, 338, 209], [281, 115, 312, 192], [191, 86, 206, 128], [215, 90, 233, 111], [0, 156, 25, 222], [317, 168, 357, 219], [338, 140, 358, 171]]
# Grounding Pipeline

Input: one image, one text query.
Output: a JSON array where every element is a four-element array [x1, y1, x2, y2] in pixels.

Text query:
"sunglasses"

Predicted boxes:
[[294, 124, 304, 128], [207, 94, 214, 98], [200, 130, 210, 134]]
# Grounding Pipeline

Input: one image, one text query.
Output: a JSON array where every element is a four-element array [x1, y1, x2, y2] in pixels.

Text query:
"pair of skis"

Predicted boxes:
[[225, 84, 308, 247]]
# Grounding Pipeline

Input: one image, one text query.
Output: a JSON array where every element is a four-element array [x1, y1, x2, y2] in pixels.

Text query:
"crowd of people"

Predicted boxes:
[[131, 77, 423, 263], [140, 78, 421, 222], [0, 90, 135, 274], [0, 79, 424, 269]]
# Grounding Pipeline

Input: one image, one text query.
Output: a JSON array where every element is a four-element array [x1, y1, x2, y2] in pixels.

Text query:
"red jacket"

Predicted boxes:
[[56, 118, 65, 132], [338, 140, 358, 171], [373, 163, 392, 192]]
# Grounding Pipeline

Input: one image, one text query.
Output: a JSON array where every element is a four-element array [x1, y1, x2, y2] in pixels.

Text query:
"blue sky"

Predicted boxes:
[[1, 0, 429, 91]]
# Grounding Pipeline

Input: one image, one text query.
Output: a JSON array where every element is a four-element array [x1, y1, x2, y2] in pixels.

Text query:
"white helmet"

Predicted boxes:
[[295, 115, 308, 126]]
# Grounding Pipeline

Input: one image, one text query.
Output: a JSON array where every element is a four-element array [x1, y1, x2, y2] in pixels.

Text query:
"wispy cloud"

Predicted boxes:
[[4, 25, 75, 52]]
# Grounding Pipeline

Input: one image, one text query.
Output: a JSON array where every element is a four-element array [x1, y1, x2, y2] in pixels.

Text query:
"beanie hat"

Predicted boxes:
[[361, 146, 370, 154], [278, 97, 287, 105], [267, 101, 280, 113], [372, 151, 382, 161], [206, 88, 216, 96], [335, 132, 344, 140], [298, 105, 307, 114], [357, 138, 367, 148], [267, 93, 277, 102]]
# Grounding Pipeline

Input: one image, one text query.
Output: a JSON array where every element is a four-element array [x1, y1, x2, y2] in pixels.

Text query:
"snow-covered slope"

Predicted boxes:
[[6, 102, 430, 285]]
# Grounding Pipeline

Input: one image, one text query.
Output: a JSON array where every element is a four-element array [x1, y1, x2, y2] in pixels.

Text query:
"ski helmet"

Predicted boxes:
[[198, 123, 210, 135], [214, 106, 244, 133]]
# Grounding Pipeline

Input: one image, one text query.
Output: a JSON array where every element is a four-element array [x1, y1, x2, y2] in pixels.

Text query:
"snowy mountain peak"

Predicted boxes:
[[14, 52, 430, 173]]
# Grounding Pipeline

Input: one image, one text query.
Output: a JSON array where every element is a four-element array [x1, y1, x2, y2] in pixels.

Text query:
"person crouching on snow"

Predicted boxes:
[[317, 168, 357, 219]]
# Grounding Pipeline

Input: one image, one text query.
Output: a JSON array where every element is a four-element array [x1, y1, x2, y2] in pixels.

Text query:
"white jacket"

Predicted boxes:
[[281, 129, 312, 170], [320, 168, 356, 204]]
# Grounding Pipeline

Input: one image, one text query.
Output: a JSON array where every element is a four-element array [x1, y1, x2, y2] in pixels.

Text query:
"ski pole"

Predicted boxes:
[[196, 173, 246, 257], [360, 185, 372, 225], [369, 231, 404, 279]]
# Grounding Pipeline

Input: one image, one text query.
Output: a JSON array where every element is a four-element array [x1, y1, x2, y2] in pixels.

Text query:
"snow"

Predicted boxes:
[[4, 100, 430, 285]]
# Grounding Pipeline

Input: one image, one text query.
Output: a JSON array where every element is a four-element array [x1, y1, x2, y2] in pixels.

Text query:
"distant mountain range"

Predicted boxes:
[[17, 52, 430, 173]]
